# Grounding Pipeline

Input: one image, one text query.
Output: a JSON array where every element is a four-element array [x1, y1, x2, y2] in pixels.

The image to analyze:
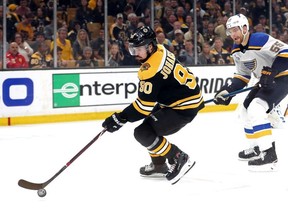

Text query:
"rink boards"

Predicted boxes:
[[0, 66, 243, 125]]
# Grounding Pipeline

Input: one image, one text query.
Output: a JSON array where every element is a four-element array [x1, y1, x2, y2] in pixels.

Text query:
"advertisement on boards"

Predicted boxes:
[[0, 66, 236, 119]]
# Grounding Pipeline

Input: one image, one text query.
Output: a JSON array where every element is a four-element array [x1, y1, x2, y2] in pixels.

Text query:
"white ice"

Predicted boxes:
[[1, 111, 288, 216]]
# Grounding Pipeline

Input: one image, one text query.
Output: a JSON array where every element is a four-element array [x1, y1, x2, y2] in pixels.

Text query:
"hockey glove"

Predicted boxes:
[[259, 66, 275, 89], [213, 86, 233, 105], [102, 112, 127, 133]]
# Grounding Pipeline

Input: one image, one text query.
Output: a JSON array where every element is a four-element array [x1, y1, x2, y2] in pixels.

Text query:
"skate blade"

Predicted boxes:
[[248, 162, 278, 172], [238, 155, 261, 161], [171, 160, 196, 185], [140, 173, 167, 178]]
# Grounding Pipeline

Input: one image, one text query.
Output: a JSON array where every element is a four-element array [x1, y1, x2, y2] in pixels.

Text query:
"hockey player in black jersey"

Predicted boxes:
[[102, 26, 204, 184], [214, 14, 288, 171]]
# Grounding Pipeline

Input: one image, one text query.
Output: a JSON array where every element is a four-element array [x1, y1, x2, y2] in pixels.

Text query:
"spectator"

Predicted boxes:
[[203, 21, 216, 46], [93, 0, 104, 24], [175, 6, 186, 24], [52, 46, 68, 68], [15, 0, 31, 18], [16, 12, 35, 42], [75, 0, 96, 29], [123, 4, 134, 23], [156, 31, 174, 53], [7, 4, 20, 23], [251, 0, 268, 25], [43, 20, 54, 40], [76, 46, 98, 67], [50, 27, 74, 62], [67, 20, 82, 44], [1, 5, 18, 43], [272, 3, 285, 32], [214, 15, 228, 41], [110, 13, 128, 43], [197, 42, 214, 65], [126, 13, 139, 35], [32, 7, 51, 31], [90, 28, 105, 61], [30, 31, 46, 52], [162, 14, 177, 38], [6, 42, 29, 69], [30, 42, 53, 68], [72, 29, 91, 60], [222, 1, 233, 17], [170, 0, 179, 12], [205, 6, 219, 24], [254, 23, 266, 33], [210, 37, 234, 65], [190, 1, 206, 18], [182, 14, 193, 33], [178, 40, 195, 66], [171, 29, 185, 58], [205, 0, 221, 12], [108, 42, 124, 67], [184, 22, 205, 51], [14, 32, 34, 62], [161, 6, 174, 31], [154, 0, 164, 20], [167, 20, 182, 41], [258, 15, 269, 33]]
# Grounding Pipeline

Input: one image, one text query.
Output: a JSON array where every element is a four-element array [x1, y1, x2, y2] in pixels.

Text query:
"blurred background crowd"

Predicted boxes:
[[0, 0, 287, 70]]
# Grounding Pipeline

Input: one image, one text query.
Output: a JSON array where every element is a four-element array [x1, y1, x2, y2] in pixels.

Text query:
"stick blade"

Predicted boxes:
[[18, 179, 45, 190]]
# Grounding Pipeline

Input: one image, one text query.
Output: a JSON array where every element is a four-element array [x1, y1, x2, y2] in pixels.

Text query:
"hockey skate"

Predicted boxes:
[[166, 152, 195, 185], [238, 146, 261, 161], [248, 142, 278, 171], [140, 163, 168, 177]]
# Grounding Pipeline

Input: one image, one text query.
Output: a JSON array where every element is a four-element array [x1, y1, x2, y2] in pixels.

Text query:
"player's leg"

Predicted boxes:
[[238, 86, 262, 160], [134, 108, 195, 183], [245, 76, 288, 170]]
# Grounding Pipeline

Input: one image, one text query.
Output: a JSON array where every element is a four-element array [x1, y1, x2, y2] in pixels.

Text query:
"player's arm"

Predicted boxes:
[[102, 97, 156, 133]]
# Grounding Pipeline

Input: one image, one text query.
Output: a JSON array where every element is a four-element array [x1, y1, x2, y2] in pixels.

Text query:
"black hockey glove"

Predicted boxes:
[[102, 112, 127, 133], [213, 86, 233, 105], [259, 66, 275, 89]]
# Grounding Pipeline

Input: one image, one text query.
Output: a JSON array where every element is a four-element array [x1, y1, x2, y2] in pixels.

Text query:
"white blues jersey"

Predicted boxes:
[[231, 32, 288, 82]]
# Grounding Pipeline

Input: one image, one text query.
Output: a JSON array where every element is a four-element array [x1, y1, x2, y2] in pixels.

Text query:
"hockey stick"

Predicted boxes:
[[18, 128, 107, 190], [204, 86, 255, 104]]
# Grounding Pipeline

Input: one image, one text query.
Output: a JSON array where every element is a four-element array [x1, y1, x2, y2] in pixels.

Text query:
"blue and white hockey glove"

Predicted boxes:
[[102, 112, 127, 133]]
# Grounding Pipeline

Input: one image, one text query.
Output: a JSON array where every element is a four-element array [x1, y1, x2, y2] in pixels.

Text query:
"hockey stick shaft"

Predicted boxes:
[[204, 86, 255, 104], [18, 128, 107, 190]]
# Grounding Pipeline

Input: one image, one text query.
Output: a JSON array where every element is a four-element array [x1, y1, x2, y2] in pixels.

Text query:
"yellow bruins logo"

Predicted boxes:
[[140, 63, 151, 72]]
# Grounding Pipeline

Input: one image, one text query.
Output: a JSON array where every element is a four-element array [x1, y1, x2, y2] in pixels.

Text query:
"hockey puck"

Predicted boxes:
[[37, 189, 47, 197]]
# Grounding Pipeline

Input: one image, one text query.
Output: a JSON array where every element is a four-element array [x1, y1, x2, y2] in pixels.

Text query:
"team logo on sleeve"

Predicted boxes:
[[140, 62, 151, 72]]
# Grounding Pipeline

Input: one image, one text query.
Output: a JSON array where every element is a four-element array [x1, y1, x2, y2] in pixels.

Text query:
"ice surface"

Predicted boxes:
[[1, 111, 287, 216]]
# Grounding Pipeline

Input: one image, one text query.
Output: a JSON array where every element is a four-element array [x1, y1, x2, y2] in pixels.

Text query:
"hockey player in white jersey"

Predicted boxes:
[[213, 14, 288, 171]]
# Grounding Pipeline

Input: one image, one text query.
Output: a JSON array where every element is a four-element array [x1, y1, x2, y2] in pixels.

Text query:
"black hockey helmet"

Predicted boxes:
[[128, 26, 157, 56]]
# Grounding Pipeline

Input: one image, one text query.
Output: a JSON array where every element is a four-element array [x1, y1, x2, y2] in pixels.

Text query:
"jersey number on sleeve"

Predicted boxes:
[[270, 41, 284, 53], [174, 64, 197, 89]]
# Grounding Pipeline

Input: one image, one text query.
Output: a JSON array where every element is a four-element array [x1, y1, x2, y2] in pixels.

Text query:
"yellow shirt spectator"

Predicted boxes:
[[50, 27, 74, 61]]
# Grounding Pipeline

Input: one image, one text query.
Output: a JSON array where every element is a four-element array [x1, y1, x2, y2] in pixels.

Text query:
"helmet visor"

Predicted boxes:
[[128, 44, 147, 56], [226, 27, 240, 36]]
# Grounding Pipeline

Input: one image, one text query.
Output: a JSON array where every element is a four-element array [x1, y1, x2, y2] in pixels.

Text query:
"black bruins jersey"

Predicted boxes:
[[121, 44, 204, 122]]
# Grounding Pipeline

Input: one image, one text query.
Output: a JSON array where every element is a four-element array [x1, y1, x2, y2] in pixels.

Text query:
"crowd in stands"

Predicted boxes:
[[2, 0, 288, 69]]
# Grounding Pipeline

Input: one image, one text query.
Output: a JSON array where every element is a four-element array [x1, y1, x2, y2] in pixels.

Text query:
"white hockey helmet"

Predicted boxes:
[[226, 14, 249, 36]]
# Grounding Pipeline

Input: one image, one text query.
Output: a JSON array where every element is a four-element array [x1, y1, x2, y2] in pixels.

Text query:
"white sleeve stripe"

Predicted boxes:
[[135, 99, 154, 112]]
